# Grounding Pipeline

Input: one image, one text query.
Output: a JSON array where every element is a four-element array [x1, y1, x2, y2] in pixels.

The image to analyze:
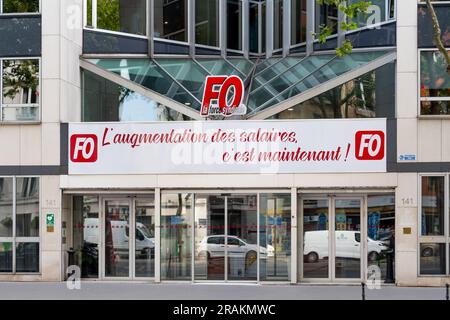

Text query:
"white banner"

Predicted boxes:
[[68, 119, 387, 175]]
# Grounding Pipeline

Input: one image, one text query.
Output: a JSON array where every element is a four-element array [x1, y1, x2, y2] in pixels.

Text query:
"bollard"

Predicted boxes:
[[361, 282, 366, 300], [446, 284, 449, 301]]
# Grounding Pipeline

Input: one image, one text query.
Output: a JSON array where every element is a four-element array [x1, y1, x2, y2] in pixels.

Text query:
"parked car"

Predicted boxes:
[[303, 230, 388, 263]]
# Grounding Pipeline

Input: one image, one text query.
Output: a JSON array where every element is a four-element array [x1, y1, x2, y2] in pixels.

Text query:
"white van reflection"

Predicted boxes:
[[84, 218, 155, 257], [303, 230, 388, 263], [197, 235, 274, 262]]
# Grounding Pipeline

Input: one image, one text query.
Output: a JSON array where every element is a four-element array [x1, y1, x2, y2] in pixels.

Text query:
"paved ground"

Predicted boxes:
[[0, 282, 447, 300]]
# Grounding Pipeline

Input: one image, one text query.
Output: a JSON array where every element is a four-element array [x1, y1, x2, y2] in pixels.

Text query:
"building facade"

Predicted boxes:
[[0, 0, 448, 286]]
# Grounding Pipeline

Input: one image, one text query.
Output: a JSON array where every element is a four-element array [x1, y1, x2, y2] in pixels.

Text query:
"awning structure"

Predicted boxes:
[[80, 50, 396, 120]]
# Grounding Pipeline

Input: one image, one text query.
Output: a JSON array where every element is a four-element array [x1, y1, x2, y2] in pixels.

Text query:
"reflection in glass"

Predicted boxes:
[[0, 178, 13, 238], [2, 0, 39, 13], [335, 199, 361, 279], [135, 199, 155, 277], [194, 195, 225, 280], [259, 194, 291, 281], [96, 0, 146, 35], [227, 195, 257, 281], [227, 0, 242, 51], [16, 242, 39, 272], [161, 193, 192, 280], [367, 194, 395, 282], [421, 176, 444, 236], [249, 2, 259, 53], [270, 62, 395, 120], [291, 0, 307, 45], [2, 59, 40, 121], [16, 177, 39, 237], [303, 199, 329, 278], [154, 0, 188, 42], [0, 243, 12, 272], [82, 70, 191, 122], [73, 196, 99, 278], [196, 0, 219, 47], [420, 243, 446, 275], [104, 200, 130, 277], [420, 51, 450, 115]]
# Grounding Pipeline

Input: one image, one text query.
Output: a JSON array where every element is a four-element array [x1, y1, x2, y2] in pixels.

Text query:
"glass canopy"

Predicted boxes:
[[85, 50, 393, 119]]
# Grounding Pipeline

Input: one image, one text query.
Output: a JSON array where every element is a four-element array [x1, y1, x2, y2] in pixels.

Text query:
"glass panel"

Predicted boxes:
[[0, 243, 12, 272], [2, 0, 39, 13], [194, 195, 225, 281], [303, 199, 329, 279], [2, 59, 40, 106], [420, 243, 446, 275], [86, 0, 93, 27], [135, 198, 155, 277], [227, 0, 243, 51], [291, 0, 307, 45], [161, 193, 192, 280], [196, 0, 219, 47], [73, 196, 99, 278], [348, 0, 387, 28], [227, 195, 257, 281], [82, 70, 192, 121], [15, 177, 39, 237], [154, 0, 188, 42], [249, 2, 259, 53], [227, 59, 253, 76], [367, 194, 395, 282], [96, 0, 146, 36], [2, 106, 39, 121], [0, 178, 13, 238], [259, 194, 291, 281], [418, 3, 450, 48], [16, 242, 39, 272], [421, 176, 444, 236], [270, 62, 395, 120], [104, 200, 130, 277], [335, 199, 361, 279], [196, 59, 240, 76], [255, 58, 282, 75], [273, 0, 283, 50]]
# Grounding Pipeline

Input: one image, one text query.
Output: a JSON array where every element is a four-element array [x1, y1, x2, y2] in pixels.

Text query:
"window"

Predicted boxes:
[[314, 2, 338, 39], [420, 50, 450, 115], [195, 0, 219, 47], [1, 58, 40, 122], [419, 175, 450, 276], [0, 177, 39, 274], [154, 0, 188, 42], [227, 0, 243, 51], [273, 0, 283, 50], [1, 0, 39, 13], [291, 0, 307, 46], [85, 0, 147, 36]]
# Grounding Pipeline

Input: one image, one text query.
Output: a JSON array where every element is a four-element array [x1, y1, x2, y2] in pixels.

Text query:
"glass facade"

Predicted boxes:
[[154, 0, 188, 42], [195, 0, 219, 47], [227, 0, 243, 51]]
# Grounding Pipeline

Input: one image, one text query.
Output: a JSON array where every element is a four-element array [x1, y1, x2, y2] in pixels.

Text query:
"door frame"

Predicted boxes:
[[100, 195, 156, 281], [298, 194, 367, 283]]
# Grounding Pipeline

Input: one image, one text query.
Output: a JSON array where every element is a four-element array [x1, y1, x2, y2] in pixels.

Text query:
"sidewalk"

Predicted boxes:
[[0, 282, 447, 300]]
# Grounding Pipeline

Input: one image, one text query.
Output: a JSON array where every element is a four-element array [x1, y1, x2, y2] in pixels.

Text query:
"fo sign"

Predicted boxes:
[[201, 75, 247, 117], [68, 119, 387, 175]]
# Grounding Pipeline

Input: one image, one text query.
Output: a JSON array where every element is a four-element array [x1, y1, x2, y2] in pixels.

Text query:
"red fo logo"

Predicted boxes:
[[201, 75, 247, 117], [70, 134, 98, 163], [355, 131, 385, 160]]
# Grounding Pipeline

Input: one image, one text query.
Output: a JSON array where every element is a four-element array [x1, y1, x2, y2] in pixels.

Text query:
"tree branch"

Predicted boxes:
[[425, 0, 450, 74]]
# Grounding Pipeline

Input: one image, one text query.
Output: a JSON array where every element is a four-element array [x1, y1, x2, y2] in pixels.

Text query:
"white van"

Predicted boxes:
[[83, 218, 154, 256], [303, 230, 388, 263]]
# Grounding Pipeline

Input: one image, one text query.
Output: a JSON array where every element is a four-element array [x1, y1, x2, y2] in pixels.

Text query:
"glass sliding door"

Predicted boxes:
[[104, 199, 131, 278], [302, 199, 329, 279], [334, 198, 362, 279], [259, 194, 291, 281], [194, 194, 226, 281], [227, 195, 258, 281], [134, 198, 155, 278]]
